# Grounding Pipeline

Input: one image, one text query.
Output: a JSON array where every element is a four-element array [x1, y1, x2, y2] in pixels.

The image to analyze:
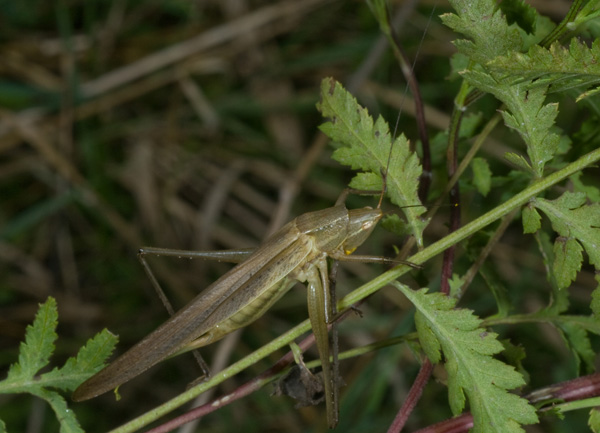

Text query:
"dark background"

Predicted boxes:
[[0, 1, 594, 432]]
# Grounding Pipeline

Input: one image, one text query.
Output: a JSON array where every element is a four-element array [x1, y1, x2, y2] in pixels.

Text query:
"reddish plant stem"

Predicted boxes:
[[145, 337, 316, 433], [440, 106, 464, 296], [414, 413, 474, 433], [386, 78, 466, 432], [527, 372, 600, 405], [413, 373, 600, 433], [387, 359, 434, 433]]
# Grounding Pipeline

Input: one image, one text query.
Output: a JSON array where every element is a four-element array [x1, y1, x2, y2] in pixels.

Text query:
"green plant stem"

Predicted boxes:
[[484, 312, 600, 333], [447, 113, 502, 199], [460, 207, 518, 295], [340, 146, 600, 309], [539, 0, 587, 48], [111, 146, 600, 433], [545, 396, 600, 414], [398, 103, 500, 259]]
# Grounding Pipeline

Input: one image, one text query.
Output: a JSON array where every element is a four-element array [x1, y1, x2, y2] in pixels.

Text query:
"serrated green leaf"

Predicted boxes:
[[557, 322, 595, 374], [522, 204, 541, 233], [317, 77, 427, 245], [488, 39, 600, 100], [504, 152, 533, 173], [472, 157, 492, 196], [414, 310, 442, 364], [42, 328, 117, 391], [560, 314, 600, 336], [380, 213, 411, 237], [552, 236, 583, 289], [348, 172, 380, 191], [0, 297, 117, 433], [577, 0, 600, 22], [396, 285, 538, 432], [463, 70, 560, 176], [576, 83, 600, 102], [439, 2, 579, 178], [30, 388, 84, 433], [591, 407, 600, 433], [533, 192, 600, 276], [6, 297, 58, 382], [500, 340, 529, 384], [534, 231, 570, 313], [441, 1, 522, 63], [447, 274, 465, 300], [570, 172, 600, 203]]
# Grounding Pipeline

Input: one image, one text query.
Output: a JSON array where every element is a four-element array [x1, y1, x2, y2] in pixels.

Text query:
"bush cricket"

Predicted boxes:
[[72, 82, 421, 429]]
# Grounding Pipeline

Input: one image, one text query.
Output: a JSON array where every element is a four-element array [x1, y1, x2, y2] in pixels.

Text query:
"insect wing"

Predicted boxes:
[[73, 220, 312, 401]]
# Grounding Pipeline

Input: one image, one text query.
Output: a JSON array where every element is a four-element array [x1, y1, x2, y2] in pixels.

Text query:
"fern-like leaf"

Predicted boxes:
[[462, 71, 561, 177], [442, 0, 569, 177], [0, 297, 117, 433], [530, 192, 600, 289], [396, 284, 538, 433], [573, 0, 600, 29], [316, 77, 427, 246], [488, 39, 600, 101], [441, 0, 522, 64], [556, 322, 596, 374]]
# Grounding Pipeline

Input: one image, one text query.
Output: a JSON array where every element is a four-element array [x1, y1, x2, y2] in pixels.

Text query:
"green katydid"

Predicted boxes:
[[72, 79, 423, 428]]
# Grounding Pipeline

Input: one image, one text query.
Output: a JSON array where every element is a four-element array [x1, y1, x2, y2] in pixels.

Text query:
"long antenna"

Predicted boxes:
[[387, 2, 437, 201]]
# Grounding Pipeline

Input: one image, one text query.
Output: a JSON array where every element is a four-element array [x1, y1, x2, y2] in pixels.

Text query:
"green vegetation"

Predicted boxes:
[[1, 1, 600, 432]]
